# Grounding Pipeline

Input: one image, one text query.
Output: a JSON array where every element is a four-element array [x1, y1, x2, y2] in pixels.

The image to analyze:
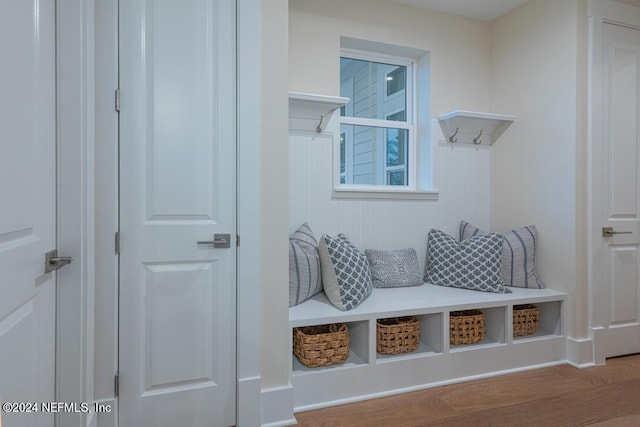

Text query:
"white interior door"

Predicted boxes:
[[0, 1, 56, 426], [601, 22, 640, 358], [119, 1, 237, 426]]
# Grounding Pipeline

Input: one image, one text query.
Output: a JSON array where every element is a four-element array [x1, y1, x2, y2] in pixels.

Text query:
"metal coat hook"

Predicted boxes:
[[448, 127, 459, 143], [315, 115, 324, 133], [473, 129, 483, 145]]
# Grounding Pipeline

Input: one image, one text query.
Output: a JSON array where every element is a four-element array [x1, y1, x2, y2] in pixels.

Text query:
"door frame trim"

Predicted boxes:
[[56, 0, 97, 426], [588, 0, 640, 366], [236, 0, 263, 425]]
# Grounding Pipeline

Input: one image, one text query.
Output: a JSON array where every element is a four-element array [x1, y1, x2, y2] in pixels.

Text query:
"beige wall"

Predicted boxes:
[[289, 0, 492, 116], [490, 0, 586, 338], [288, 0, 499, 282], [261, 0, 290, 389]]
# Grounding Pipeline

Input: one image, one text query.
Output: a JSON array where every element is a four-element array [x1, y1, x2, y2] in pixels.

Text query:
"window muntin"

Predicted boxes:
[[339, 52, 414, 188]]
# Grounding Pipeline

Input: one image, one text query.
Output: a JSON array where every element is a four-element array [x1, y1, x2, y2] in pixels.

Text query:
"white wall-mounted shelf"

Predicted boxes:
[[288, 92, 349, 134], [289, 284, 566, 411], [438, 110, 516, 145]]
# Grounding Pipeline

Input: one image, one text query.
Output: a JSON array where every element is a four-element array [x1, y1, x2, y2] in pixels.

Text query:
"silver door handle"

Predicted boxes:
[[197, 234, 231, 248], [45, 249, 74, 273], [602, 227, 633, 237]]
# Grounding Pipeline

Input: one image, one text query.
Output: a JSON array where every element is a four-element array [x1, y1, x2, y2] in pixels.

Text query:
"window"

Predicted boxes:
[[339, 52, 415, 188]]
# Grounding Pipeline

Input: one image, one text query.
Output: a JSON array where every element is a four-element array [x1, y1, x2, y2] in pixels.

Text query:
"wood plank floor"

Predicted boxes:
[[293, 354, 640, 427]]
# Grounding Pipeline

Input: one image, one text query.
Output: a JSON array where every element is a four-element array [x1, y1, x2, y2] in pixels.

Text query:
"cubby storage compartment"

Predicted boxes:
[[513, 304, 540, 337], [293, 324, 350, 368], [292, 320, 368, 374], [377, 313, 443, 362], [376, 316, 420, 355], [513, 300, 563, 342], [450, 306, 507, 351], [289, 284, 567, 410]]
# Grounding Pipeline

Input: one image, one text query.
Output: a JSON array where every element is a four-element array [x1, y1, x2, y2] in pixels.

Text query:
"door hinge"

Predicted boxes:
[[115, 231, 120, 255], [236, 234, 240, 247], [114, 373, 120, 398], [115, 89, 120, 112]]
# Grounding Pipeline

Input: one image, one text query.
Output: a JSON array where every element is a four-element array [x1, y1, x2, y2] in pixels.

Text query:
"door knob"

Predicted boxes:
[[602, 227, 633, 237]]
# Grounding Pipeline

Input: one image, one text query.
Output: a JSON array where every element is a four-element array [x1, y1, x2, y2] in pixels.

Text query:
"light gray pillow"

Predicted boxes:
[[289, 223, 323, 307], [365, 248, 422, 288], [460, 220, 544, 289], [318, 233, 372, 311], [424, 228, 510, 294]]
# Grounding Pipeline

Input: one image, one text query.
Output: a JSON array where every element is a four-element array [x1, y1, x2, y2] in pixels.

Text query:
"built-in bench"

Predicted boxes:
[[289, 283, 567, 411]]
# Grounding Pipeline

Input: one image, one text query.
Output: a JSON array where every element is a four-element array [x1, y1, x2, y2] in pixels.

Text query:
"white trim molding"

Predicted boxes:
[[566, 336, 596, 368], [237, 0, 263, 424], [57, 1, 97, 426], [261, 384, 296, 427]]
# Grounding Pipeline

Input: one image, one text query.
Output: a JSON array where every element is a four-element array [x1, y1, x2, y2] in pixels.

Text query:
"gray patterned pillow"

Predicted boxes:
[[289, 223, 323, 307], [318, 233, 372, 311], [424, 228, 510, 294], [365, 248, 422, 288], [460, 220, 544, 289]]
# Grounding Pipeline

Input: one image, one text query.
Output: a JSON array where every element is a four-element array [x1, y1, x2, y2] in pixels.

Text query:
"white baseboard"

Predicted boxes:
[[590, 327, 607, 365], [261, 383, 296, 427], [239, 375, 262, 426], [566, 336, 595, 368]]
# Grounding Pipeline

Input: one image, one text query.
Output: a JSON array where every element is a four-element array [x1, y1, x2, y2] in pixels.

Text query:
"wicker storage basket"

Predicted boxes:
[[449, 310, 486, 345], [513, 304, 539, 337], [293, 323, 350, 368], [376, 316, 420, 355]]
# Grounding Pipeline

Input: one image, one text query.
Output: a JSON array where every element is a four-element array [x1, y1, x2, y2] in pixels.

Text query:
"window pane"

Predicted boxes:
[[340, 57, 406, 121], [340, 123, 409, 187], [386, 67, 405, 96], [386, 128, 407, 167], [388, 171, 405, 186]]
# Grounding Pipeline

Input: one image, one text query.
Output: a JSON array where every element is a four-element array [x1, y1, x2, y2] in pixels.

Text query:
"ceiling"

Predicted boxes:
[[388, 0, 640, 22], [387, 0, 528, 21]]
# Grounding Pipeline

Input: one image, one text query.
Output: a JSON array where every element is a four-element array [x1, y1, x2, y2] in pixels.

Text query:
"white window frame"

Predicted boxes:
[[338, 48, 418, 193]]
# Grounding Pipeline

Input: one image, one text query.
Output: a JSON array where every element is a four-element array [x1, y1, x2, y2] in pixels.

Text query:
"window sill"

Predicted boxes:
[[332, 187, 439, 200]]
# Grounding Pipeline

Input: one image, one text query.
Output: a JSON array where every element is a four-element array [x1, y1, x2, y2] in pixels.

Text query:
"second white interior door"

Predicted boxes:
[[118, 1, 237, 425], [601, 22, 640, 358]]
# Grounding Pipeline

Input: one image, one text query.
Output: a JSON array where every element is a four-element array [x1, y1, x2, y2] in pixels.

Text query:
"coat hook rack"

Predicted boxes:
[[448, 127, 459, 143], [473, 129, 483, 145]]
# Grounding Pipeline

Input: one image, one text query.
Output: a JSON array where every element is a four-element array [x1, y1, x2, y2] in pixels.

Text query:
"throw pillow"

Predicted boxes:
[[460, 220, 544, 289], [318, 233, 372, 311], [365, 248, 422, 288], [424, 228, 510, 294], [289, 223, 323, 307]]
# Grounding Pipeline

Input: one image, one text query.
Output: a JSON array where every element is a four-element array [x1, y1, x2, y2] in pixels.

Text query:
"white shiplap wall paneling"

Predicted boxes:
[[289, 117, 490, 273]]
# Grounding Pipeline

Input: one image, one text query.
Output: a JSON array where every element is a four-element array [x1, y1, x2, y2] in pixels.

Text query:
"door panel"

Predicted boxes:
[[119, 0, 237, 425], [0, 0, 56, 426], [602, 23, 640, 358]]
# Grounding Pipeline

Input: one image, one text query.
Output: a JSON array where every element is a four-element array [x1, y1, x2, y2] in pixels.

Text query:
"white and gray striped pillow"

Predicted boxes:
[[460, 220, 544, 289], [289, 223, 323, 307]]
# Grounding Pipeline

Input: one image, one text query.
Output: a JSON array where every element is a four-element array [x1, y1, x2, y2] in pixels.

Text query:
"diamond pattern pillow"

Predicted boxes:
[[365, 248, 422, 288], [289, 223, 323, 307], [424, 228, 510, 294], [460, 220, 544, 289], [318, 233, 372, 311]]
